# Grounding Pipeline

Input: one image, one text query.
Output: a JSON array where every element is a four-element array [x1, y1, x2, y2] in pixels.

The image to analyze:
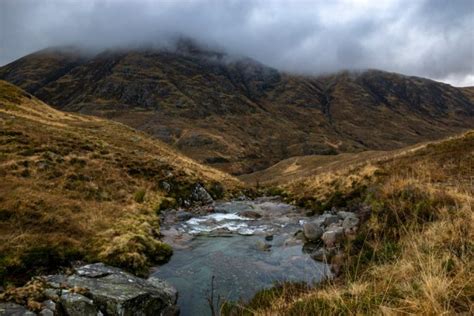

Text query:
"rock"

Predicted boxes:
[[0, 303, 35, 316], [312, 217, 326, 228], [42, 263, 178, 316], [302, 242, 320, 254], [294, 230, 305, 240], [264, 234, 273, 241], [190, 183, 213, 205], [238, 210, 262, 219], [160, 181, 171, 193], [60, 292, 98, 316], [43, 289, 60, 300], [146, 277, 178, 304], [41, 300, 55, 312], [39, 309, 54, 316], [322, 214, 340, 226], [337, 211, 356, 220], [303, 223, 324, 241], [321, 227, 344, 247], [176, 210, 193, 221], [342, 216, 360, 234]]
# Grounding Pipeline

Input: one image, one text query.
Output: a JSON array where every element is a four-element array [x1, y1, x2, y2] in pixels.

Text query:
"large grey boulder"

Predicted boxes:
[[41, 263, 178, 316], [60, 292, 98, 316], [303, 223, 324, 241]]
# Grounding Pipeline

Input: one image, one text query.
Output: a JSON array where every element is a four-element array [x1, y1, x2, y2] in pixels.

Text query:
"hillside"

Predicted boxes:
[[1, 43, 473, 174], [0, 80, 240, 284], [225, 130, 474, 315]]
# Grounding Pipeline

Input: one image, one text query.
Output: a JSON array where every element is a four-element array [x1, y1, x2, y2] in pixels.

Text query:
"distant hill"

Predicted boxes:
[[1, 42, 473, 174], [0, 80, 240, 283]]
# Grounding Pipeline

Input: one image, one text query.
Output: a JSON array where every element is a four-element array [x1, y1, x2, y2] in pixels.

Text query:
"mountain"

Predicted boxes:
[[1, 43, 473, 174], [0, 80, 240, 283]]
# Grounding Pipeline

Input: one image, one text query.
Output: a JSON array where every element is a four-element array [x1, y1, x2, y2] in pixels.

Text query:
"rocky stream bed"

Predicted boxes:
[[0, 195, 362, 316]]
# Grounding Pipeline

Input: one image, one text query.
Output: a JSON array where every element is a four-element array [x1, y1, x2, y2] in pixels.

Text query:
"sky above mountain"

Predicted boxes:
[[1, 0, 473, 86]]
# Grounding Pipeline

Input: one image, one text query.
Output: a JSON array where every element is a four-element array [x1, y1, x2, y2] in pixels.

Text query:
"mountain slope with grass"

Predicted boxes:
[[1, 43, 473, 174], [225, 130, 474, 315], [0, 80, 241, 285]]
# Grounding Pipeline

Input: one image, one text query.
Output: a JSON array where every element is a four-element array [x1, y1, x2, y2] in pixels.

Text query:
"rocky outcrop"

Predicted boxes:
[[42, 263, 178, 316], [1, 263, 179, 316], [190, 183, 214, 205]]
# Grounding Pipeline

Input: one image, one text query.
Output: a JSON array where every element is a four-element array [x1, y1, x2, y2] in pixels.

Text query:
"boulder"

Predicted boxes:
[[146, 277, 178, 305], [321, 227, 344, 247], [41, 263, 178, 316], [303, 222, 324, 241], [342, 216, 360, 234], [176, 210, 193, 221], [190, 183, 213, 205], [60, 292, 98, 316]]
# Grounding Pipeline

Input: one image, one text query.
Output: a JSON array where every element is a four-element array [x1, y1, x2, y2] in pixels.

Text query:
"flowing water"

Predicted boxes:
[[152, 197, 330, 316]]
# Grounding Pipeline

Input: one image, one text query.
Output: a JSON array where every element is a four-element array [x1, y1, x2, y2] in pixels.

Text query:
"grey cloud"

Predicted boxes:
[[0, 0, 473, 86]]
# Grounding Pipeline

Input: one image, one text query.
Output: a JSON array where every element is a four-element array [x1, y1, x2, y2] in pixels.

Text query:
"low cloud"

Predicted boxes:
[[1, 0, 473, 86]]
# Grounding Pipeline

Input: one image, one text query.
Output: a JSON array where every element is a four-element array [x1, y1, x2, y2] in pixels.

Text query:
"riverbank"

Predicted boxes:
[[222, 131, 474, 315]]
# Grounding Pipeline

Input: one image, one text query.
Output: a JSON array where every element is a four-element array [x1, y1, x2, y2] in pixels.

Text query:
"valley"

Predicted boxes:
[[0, 45, 473, 315]]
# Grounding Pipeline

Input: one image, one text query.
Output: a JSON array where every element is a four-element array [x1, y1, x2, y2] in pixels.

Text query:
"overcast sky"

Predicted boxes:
[[1, 0, 473, 86]]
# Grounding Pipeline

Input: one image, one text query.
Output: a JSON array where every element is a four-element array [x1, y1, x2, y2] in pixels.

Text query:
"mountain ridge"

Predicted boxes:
[[1, 45, 473, 174]]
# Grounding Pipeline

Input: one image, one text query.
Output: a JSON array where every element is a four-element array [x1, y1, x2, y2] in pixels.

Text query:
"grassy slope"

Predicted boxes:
[[239, 145, 427, 187], [226, 131, 473, 315], [0, 80, 241, 284]]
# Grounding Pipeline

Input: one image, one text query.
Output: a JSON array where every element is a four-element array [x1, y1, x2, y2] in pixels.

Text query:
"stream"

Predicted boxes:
[[151, 197, 331, 316]]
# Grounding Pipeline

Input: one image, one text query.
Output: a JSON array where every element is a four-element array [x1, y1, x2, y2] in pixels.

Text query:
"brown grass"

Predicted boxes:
[[224, 130, 474, 315], [0, 80, 241, 284]]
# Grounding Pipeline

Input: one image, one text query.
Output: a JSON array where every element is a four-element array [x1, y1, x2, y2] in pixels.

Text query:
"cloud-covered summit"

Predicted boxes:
[[1, 0, 473, 86]]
